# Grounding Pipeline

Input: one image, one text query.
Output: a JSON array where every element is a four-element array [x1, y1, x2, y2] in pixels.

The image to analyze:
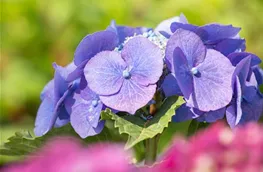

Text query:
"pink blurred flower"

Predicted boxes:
[[151, 122, 263, 172], [4, 137, 134, 172]]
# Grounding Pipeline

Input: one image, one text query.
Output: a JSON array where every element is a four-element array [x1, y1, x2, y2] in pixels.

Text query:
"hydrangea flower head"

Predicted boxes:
[[165, 29, 234, 112], [84, 36, 163, 114]]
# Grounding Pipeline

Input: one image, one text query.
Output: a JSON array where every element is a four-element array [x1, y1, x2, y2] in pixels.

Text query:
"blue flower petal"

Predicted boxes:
[[172, 47, 193, 99], [74, 30, 118, 66], [188, 49, 234, 111], [121, 37, 163, 86], [226, 76, 242, 128], [172, 103, 197, 122], [34, 97, 55, 136], [108, 20, 149, 44], [70, 92, 103, 138], [156, 13, 188, 36], [228, 52, 261, 67], [196, 107, 225, 123], [240, 93, 263, 123], [100, 80, 156, 114], [161, 73, 183, 97], [166, 29, 206, 71], [214, 38, 245, 56], [84, 51, 126, 96], [199, 24, 241, 44]]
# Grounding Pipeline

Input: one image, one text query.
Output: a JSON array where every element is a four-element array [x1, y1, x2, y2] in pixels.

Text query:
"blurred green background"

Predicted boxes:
[[1, 0, 263, 159]]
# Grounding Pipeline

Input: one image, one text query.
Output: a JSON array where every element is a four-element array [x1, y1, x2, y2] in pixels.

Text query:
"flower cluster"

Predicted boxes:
[[5, 122, 263, 172], [149, 122, 263, 172], [34, 13, 263, 138]]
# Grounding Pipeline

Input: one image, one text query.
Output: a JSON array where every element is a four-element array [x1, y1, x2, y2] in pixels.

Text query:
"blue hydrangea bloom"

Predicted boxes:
[[67, 23, 149, 82], [34, 62, 78, 136], [84, 36, 163, 114], [226, 56, 263, 128], [165, 29, 234, 112]]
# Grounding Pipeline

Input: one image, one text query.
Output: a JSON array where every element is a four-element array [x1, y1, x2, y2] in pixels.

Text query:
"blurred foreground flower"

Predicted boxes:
[[149, 122, 263, 172], [4, 138, 134, 172], [5, 122, 263, 172]]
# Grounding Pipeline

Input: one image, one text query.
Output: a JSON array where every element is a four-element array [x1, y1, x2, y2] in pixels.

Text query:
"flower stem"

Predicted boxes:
[[145, 135, 159, 165]]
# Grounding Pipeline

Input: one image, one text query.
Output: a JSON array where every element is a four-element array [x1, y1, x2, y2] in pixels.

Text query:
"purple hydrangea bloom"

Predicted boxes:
[[68, 23, 150, 82], [226, 56, 263, 128], [165, 29, 234, 112], [84, 36, 163, 114], [34, 63, 78, 136], [66, 77, 105, 138]]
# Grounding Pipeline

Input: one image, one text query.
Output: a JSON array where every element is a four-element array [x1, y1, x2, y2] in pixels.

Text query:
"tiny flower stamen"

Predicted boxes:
[[122, 70, 131, 79], [92, 100, 98, 107], [191, 67, 199, 75]]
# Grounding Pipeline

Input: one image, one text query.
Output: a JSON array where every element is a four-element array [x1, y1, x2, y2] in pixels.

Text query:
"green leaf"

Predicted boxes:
[[0, 124, 124, 156], [187, 120, 210, 136], [101, 96, 184, 149]]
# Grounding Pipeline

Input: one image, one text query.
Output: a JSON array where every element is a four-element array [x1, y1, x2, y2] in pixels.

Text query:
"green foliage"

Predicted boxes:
[[101, 96, 184, 149], [187, 120, 210, 136], [0, 124, 123, 156]]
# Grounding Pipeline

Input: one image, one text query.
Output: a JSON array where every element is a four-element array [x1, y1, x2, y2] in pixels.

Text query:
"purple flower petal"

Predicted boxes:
[[172, 103, 197, 122], [84, 51, 126, 96], [226, 76, 242, 128], [108, 20, 149, 44], [100, 80, 156, 114], [199, 24, 241, 44], [197, 108, 225, 123], [233, 56, 252, 89], [70, 92, 103, 138], [214, 38, 245, 56], [74, 30, 118, 66], [172, 47, 193, 99], [35, 82, 76, 136], [188, 49, 234, 111], [226, 105, 237, 129], [156, 13, 188, 36], [34, 97, 55, 136], [253, 66, 263, 85], [161, 73, 183, 97], [53, 63, 69, 102], [121, 37, 163, 86], [244, 73, 258, 102], [170, 22, 198, 33], [228, 52, 261, 67], [240, 93, 263, 123], [66, 61, 87, 82], [54, 107, 70, 128], [166, 29, 206, 71], [40, 79, 54, 101]]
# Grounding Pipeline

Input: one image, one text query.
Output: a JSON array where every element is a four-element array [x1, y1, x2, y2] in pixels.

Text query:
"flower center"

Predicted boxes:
[[92, 100, 99, 107], [122, 70, 131, 79], [191, 67, 199, 75]]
